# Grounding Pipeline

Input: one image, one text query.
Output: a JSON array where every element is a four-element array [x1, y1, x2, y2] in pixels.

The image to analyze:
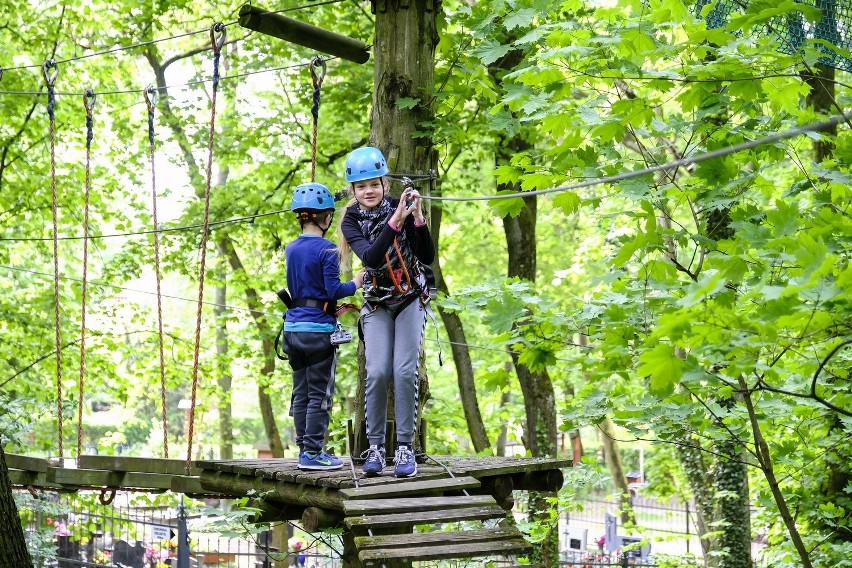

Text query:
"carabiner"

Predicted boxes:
[[310, 56, 327, 87], [143, 84, 158, 113], [210, 22, 226, 54], [83, 89, 96, 117], [42, 59, 58, 87]]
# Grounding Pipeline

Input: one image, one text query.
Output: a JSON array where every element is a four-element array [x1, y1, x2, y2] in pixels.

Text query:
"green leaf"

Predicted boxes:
[[638, 343, 683, 396], [473, 39, 513, 65], [489, 195, 526, 217], [395, 97, 420, 110], [483, 295, 527, 334], [613, 233, 649, 267], [504, 8, 538, 30], [553, 191, 580, 214]]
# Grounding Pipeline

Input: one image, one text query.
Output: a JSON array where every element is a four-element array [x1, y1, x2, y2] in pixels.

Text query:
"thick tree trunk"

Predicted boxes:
[[804, 61, 852, 549], [429, 176, 490, 452], [499, 152, 558, 565], [675, 437, 714, 563], [215, 242, 234, 460], [0, 445, 32, 566], [359, 0, 441, 461], [599, 418, 634, 525], [145, 48, 285, 459]]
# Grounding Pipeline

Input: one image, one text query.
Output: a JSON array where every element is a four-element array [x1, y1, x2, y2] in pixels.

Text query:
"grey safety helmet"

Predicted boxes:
[[344, 147, 389, 182]]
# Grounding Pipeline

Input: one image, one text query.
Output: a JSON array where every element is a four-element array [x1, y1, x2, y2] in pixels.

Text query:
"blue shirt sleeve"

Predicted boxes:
[[319, 245, 356, 300]]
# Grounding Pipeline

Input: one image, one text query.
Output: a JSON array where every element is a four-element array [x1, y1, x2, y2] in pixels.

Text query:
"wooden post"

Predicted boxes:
[[238, 5, 370, 64]]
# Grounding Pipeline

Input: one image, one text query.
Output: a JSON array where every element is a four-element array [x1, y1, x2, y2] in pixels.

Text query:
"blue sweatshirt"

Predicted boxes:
[[284, 234, 356, 332]]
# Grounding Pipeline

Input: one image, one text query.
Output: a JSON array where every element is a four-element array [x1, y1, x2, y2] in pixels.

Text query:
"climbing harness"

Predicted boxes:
[[273, 292, 351, 360], [144, 84, 170, 459], [43, 58, 63, 459], [308, 55, 326, 182], [186, 22, 226, 473], [384, 238, 414, 294], [77, 88, 96, 465]]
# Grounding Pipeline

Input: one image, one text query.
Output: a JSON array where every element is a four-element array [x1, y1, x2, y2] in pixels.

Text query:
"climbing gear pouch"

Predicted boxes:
[[330, 322, 352, 345]]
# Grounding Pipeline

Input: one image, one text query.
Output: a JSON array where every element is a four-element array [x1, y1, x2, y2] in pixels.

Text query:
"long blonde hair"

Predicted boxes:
[[336, 196, 358, 273]]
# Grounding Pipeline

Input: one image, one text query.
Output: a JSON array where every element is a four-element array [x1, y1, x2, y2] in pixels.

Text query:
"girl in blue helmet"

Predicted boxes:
[[283, 182, 365, 470], [337, 147, 435, 478]]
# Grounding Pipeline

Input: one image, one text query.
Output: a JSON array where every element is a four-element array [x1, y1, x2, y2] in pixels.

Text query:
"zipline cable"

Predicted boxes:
[[186, 23, 226, 473], [0, 0, 347, 74], [77, 88, 96, 466], [419, 116, 845, 203], [0, 57, 338, 99], [0, 263, 583, 364], [42, 58, 64, 460], [144, 84, 170, 459], [0, 115, 844, 244]]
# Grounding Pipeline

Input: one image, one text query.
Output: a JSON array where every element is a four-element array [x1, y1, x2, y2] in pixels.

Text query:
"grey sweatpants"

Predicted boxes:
[[361, 298, 426, 447]]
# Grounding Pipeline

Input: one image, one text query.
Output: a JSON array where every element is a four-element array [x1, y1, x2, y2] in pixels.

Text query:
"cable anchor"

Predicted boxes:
[[210, 22, 226, 54], [42, 59, 58, 87], [83, 89, 96, 117]]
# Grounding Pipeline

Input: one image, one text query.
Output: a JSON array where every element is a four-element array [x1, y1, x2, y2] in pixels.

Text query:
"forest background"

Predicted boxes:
[[0, 0, 850, 567]]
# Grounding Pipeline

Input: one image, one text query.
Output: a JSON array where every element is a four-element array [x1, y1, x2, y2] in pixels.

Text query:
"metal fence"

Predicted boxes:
[[15, 490, 341, 568], [556, 492, 703, 559]]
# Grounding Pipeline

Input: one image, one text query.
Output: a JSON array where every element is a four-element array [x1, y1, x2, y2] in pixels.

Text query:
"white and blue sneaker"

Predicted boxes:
[[361, 445, 385, 476], [298, 450, 343, 470], [393, 445, 417, 478]]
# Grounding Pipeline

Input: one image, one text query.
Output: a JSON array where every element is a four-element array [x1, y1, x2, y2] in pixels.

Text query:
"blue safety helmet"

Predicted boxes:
[[290, 182, 335, 212], [344, 147, 388, 182]]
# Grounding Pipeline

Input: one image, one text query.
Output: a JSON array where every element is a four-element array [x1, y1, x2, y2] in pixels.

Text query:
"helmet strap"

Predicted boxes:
[[297, 210, 334, 236]]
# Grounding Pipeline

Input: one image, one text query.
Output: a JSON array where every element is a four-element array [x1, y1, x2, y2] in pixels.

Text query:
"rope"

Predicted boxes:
[[43, 58, 63, 460], [186, 22, 226, 473], [77, 88, 96, 465], [309, 56, 326, 182], [145, 84, 169, 459]]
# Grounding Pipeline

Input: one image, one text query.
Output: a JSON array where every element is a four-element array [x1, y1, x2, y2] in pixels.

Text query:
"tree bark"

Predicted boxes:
[[215, 241, 234, 460], [144, 47, 285, 459], [429, 176, 490, 452], [738, 377, 812, 568], [599, 418, 634, 525], [499, 157, 559, 566], [0, 444, 32, 566], [359, 0, 441, 461]]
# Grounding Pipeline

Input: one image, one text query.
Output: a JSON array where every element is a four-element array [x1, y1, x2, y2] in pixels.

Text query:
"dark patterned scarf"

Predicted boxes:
[[350, 196, 426, 304]]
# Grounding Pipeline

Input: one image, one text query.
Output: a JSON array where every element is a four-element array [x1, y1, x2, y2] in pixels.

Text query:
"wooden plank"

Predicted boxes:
[[355, 527, 524, 549], [48, 468, 175, 490], [434, 456, 572, 478], [360, 537, 530, 564], [8, 469, 63, 489], [343, 494, 496, 515], [78, 455, 201, 476], [170, 476, 208, 494], [340, 476, 481, 499], [5, 453, 50, 473], [345, 505, 507, 530]]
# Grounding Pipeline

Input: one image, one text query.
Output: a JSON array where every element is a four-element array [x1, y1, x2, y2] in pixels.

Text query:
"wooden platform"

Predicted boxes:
[[8, 453, 570, 566]]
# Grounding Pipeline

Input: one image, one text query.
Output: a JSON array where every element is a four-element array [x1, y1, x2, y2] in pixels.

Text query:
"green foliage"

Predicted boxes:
[[3, 0, 852, 565]]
